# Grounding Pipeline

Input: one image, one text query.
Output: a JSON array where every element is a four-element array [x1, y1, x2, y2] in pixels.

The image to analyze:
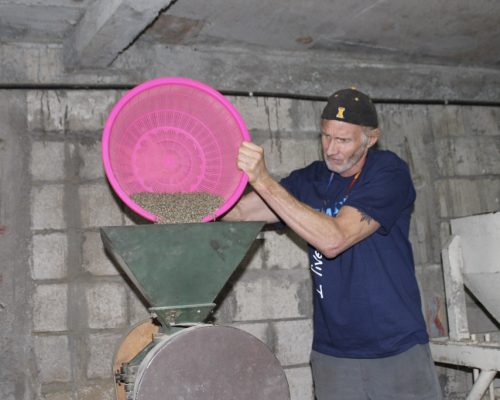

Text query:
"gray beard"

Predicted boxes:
[[324, 135, 369, 174]]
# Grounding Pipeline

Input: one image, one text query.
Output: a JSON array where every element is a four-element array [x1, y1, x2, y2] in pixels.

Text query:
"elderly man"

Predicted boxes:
[[224, 88, 442, 400]]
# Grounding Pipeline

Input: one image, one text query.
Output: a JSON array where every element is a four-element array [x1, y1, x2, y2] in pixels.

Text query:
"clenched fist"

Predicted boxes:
[[237, 141, 270, 186]]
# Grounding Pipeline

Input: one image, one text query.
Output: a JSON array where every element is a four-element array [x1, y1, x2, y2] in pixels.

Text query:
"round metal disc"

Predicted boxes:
[[134, 325, 290, 400]]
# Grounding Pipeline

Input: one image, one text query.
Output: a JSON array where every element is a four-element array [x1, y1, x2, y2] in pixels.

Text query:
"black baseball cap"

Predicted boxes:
[[321, 88, 378, 128]]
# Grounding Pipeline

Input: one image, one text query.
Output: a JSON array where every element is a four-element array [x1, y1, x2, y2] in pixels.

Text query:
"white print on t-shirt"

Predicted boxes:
[[311, 196, 347, 301], [310, 250, 324, 299]]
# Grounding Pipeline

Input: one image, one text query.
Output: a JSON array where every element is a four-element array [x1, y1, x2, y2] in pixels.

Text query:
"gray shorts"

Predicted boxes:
[[310, 343, 443, 400]]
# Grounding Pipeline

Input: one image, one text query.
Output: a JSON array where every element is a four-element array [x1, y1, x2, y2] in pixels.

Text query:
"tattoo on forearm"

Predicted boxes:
[[359, 210, 373, 224]]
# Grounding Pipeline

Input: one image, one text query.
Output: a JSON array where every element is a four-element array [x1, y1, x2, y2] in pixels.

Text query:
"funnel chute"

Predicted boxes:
[[101, 222, 264, 326]]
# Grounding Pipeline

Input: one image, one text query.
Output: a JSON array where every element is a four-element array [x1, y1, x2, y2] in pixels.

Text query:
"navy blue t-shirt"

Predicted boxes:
[[280, 149, 429, 358]]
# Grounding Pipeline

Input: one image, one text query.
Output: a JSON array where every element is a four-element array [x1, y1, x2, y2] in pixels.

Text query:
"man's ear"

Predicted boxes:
[[368, 128, 380, 148]]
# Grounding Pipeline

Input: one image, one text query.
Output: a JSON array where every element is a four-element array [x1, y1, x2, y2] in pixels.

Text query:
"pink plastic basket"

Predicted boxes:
[[102, 77, 250, 222]]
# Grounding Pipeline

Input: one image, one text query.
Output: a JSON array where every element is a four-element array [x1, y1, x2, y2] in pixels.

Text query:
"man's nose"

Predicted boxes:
[[326, 139, 339, 155]]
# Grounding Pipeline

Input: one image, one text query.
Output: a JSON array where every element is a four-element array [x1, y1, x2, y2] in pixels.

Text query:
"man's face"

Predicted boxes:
[[320, 119, 374, 177]]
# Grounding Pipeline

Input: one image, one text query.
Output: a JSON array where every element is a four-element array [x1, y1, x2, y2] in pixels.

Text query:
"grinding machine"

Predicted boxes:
[[100, 77, 291, 400]]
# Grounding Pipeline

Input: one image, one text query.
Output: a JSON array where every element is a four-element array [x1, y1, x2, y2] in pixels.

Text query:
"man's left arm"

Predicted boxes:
[[330, 205, 381, 255], [251, 172, 380, 258], [238, 141, 383, 258]]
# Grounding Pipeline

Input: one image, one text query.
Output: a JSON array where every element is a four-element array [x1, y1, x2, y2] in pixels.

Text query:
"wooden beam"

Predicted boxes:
[[430, 338, 500, 371], [64, 0, 174, 69], [441, 235, 470, 341]]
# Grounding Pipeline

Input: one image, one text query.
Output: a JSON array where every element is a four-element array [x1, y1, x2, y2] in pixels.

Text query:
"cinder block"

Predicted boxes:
[[79, 142, 104, 180], [436, 178, 500, 218], [0, 382, 16, 400], [33, 335, 71, 383], [24, 45, 65, 84], [66, 91, 117, 132], [76, 383, 114, 400], [128, 290, 151, 326], [31, 141, 65, 181], [232, 271, 310, 321], [31, 184, 65, 230], [79, 183, 123, 228], [408, 205, 440, 266], [462, 106, 500, 136], [229, 96, 279, 132], [274, 319, 313, 366], [41, 391, 73, 400], [274, 98, 319, 133], [285, 366, 314, 400], [426, 105, 467, 137], [288, 99, 323, 133], [27, 90, 117, 133], [427, 105, 500, 138], [261, 230, 308, 270], [86, 282, 127, 329], [435, 136, 500, 176], [267, 97, 296, 132], [230, 96, 320, 134], [27, 91, 67, 132], [82, 231, 119, 276], [31, 233, 68, 280], [230, 322, 269, 345], [87, 332, 123, 379], [33, 283, 68, 332], [233, 279, 271, 321], [261, 138, 321, 179], [211, 289, 236, 323]]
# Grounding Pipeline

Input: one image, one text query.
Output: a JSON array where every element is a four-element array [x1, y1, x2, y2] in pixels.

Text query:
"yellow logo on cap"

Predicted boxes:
[[336, 107, 346, 119]]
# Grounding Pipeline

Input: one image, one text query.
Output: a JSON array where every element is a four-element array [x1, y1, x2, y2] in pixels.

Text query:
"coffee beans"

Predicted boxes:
[[130, 192, 224, 224]]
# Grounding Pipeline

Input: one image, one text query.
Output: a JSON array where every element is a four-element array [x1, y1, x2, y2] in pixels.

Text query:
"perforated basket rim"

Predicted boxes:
[[102, 77, 250, 222]]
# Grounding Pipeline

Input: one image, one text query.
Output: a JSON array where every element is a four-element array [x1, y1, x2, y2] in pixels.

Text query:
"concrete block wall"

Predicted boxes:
[[1, 89, 500, 400], [23, 89, 141, 400]]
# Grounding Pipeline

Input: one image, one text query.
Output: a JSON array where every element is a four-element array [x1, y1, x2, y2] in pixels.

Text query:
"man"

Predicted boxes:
[[224, 88, 442, 400]]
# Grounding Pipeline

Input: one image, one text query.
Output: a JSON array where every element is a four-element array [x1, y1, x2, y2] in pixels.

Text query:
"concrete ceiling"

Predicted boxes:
[[1, 0, 499, 71]]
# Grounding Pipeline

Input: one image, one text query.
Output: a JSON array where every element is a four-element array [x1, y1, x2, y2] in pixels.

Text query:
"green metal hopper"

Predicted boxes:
[[100, 221, 264, 329]]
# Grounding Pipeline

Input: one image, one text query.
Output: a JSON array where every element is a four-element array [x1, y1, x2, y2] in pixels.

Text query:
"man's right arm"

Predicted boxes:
[[222, 191, 280, 223]]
